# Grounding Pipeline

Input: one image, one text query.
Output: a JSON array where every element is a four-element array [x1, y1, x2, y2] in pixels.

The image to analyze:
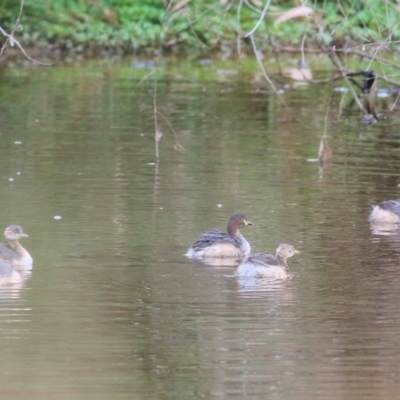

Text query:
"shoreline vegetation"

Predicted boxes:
[[1, 1, 400, 60], [1, 1, 400, 128]]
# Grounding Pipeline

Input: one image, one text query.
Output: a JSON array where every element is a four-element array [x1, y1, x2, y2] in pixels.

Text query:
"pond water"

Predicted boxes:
[[0, 57, 400, 399]]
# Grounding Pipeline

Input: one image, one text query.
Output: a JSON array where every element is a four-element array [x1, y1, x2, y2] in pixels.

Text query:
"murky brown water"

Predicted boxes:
[[0, 58, 400, 399]]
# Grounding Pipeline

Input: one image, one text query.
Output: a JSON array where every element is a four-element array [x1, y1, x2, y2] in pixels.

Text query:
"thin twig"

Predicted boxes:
[[249, 34, 286, 105], [245, 0, 272, 37], [389, 91, 400, 112], [328, 49, 367, 112], [10, 0, 24, 37], [0, 27, 53, 65], [0, 0, 53, 65], [137, 68, 156, 86], [243, 0, 262, 14], [156, 110, 184, 150], [236, 0, 244, 57], [300, 34, 307, 65], [154, 78, 160, 161], [323, 93, 333, 140], [0, 0, 24, 57]]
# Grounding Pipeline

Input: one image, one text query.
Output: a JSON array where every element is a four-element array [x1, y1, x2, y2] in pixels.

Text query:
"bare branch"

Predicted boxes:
[[0, 26, 53, 66], [0, 0, 53, 65], [249, 34, 286, 105], [245, 0, 272, 37]]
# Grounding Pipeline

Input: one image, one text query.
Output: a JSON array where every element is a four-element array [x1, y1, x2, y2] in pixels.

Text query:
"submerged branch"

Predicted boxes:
[[156, 111, 184, 151]]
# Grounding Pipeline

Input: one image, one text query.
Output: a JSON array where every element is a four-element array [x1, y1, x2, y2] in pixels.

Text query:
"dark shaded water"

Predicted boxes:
[[1, 58, 400, 399]]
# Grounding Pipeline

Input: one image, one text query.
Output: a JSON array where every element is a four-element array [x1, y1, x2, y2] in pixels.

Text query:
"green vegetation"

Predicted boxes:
[[0, 0, 399, 55]]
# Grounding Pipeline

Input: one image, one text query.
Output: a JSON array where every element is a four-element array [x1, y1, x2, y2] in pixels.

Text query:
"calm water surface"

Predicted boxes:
[[0, 58, 400, 399]]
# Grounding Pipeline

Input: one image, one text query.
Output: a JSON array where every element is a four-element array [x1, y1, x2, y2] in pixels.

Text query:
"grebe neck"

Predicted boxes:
[[227, 222, 240, 237], [7, 239, 32, 264], [238, 234, 251, 255]]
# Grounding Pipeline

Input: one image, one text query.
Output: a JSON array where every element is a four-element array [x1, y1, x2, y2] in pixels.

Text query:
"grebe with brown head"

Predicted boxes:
[[186, 214, 253, 259], [0, 225, 32, 267], [236, 243, 300, 280]]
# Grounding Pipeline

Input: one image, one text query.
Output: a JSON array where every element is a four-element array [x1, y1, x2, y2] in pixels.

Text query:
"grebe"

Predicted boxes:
[[186, 214, 253, 259], [236, 243, 300, 280], [0, 225, 32, 267], [0, 261, 23, 286], [369, 200, 400, 224]]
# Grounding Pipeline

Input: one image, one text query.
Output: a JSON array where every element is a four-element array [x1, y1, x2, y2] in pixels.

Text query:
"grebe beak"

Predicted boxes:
[[246, 220, 253, 226]]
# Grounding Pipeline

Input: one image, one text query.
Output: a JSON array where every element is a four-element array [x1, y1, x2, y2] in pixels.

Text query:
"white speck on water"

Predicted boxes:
[[148, 162, 156, 166], [159, 207, 164, 210], [17, 172, 21, 175], [54, 216, 62, 220], [307, 158, 319, 162], [217, 204, 223, 208], [14, 141, 22, 145], [8, 178, 13, 182]]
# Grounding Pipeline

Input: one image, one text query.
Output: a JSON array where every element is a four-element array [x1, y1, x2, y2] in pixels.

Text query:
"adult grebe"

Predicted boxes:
[[186, 214, 253, 259], [369, 200, 400, 224]]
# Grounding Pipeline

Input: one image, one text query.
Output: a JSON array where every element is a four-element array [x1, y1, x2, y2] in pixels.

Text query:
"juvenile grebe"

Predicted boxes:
[[236, 243, 300, 280], [185, 214, 253, 259], [369, 200, 400, 223], [0, 261, 23, 286], [0, 225, 32, 267]]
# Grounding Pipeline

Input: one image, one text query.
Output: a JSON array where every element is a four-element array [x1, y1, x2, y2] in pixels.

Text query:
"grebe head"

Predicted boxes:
[[227, 214, 253, 235], [4, 225, 28, 241], [228, 214, 253, 231], [276, 243, 300, 260]]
